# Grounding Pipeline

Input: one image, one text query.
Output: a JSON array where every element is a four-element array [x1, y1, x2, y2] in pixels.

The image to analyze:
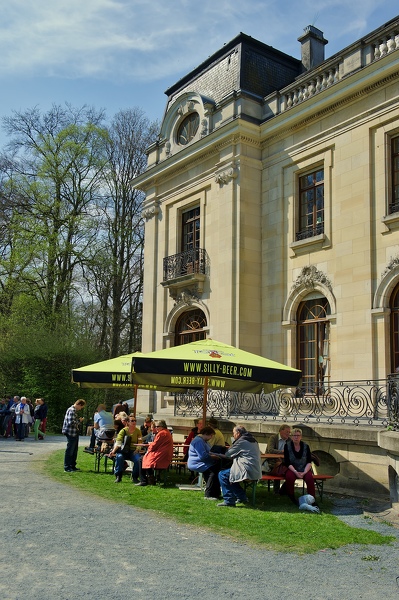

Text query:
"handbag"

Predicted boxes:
[[270, 459, 288, 477], [119, 433, 131, 456]]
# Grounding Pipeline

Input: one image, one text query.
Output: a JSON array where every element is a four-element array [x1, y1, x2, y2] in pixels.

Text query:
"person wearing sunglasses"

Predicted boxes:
[[108, 415, 142, 483]]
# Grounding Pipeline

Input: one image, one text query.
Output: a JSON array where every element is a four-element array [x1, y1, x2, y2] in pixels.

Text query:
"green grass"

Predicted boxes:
[[43, 449, 395, 554]]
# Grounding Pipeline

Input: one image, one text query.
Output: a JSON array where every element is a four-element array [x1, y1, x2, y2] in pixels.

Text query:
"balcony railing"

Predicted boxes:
[[263, 19, 399, 119], [163, 248, 208, 282], [174, 377, 399, 427], [295, 224, 324, 241]]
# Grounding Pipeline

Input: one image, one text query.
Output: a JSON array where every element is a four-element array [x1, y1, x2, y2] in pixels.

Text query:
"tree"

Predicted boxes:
[[82, 108, 159, 356], [1, 104, 109, 328]]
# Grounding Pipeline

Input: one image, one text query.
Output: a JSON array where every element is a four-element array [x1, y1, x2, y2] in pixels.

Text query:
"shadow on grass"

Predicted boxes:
[[42, 448, 396, 554]]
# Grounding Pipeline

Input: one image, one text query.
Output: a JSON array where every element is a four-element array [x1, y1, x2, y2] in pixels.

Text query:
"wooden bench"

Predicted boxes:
[[260, 473, 334, 501]]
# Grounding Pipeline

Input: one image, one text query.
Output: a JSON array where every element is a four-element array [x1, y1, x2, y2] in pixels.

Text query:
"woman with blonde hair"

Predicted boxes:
[[283, 428, 315, 505]]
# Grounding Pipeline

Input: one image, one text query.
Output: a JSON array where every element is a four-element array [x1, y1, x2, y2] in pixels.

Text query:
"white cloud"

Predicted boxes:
[[0, 0, 397, 83]]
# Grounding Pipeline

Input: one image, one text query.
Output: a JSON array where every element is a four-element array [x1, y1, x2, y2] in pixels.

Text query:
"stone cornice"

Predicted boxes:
[[135, 130, 259, 190]]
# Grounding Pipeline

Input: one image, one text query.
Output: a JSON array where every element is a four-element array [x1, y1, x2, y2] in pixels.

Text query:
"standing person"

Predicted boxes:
[[267, 424, 291, 494], [2, 396, 15, 438], [108, 415, 142, 483], [216, 426, 262, 507], [136, 420, 173, 486], [33, 398, 48, 441], [112, 401, 129, 418], [187, 426, 222, 500], [14, 397, 31, 441], [284, 427, 315, 506], [37, 399, 48, 439], [62, 399, 86, 472]]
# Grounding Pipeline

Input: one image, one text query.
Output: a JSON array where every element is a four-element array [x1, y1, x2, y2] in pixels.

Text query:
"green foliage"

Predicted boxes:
[[44, 450, 395, 554]]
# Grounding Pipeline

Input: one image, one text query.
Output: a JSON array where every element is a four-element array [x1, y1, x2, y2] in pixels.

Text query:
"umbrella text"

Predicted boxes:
[[183, 362, 253, 378]]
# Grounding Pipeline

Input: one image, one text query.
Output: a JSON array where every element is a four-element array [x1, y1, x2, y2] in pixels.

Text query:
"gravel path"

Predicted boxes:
[[1, 435, 399, 600]]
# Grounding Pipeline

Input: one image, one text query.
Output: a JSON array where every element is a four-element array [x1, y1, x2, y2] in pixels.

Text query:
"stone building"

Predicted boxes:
[[133, 17, 399, 500]]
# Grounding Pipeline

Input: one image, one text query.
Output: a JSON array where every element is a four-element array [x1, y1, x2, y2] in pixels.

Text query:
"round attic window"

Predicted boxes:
[[177, 112, 200, 145]]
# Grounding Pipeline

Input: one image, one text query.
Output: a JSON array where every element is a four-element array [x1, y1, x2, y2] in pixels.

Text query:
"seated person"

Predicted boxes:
[[215, 425, 262, 507], [284, 427, 315, 506], [183, 418, 203, 461], [142, 421, 157, 444], [136, 420, 173, 486], [207, 417, 227, 453], [84, 404, 114, 454], [267, 424, 291, 494], [141, 415, 153, 437], [108, 415, 142, 483], [187, 426, 222, 500]]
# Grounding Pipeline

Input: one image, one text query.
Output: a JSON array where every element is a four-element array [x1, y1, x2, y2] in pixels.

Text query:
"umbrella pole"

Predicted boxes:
[[202, 376, 208, 425], [133, 384, 137, 418]]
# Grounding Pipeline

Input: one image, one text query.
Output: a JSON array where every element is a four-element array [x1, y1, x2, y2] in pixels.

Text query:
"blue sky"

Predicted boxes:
[[1, 0, 398, 140]]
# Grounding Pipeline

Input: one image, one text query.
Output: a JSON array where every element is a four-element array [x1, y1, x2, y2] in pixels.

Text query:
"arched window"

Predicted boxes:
[[297, 297, 331, 393], [390, 283, 399, 372], [174, 309, 207, 346]]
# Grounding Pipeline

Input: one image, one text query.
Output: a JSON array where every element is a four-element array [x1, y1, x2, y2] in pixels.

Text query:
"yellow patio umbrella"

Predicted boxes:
[[72, 352, 181, 417], [132, 339, 301, 423]]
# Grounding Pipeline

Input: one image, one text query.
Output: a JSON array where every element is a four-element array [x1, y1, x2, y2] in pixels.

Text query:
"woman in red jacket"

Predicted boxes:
[[136, 420, 173, 486]]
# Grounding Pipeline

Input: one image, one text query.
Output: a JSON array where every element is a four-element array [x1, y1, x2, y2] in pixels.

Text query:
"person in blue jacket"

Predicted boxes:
[[187, 426, 221, 500]]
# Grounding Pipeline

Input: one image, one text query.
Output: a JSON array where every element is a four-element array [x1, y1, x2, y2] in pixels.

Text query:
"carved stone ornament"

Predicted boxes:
[[215, 163, 238, 186], [142, 205, 160, 221], [291, 265, 332, 293], [382, 255, 399, 277], [174, 288, 201, 306]]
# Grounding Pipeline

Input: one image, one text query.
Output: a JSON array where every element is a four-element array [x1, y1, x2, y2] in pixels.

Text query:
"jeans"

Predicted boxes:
[[202, 463, 222, 498], [64, 434, 79, 469], [218, 468, 248, 505], [17, 421, 26, 440], [34, 419, 43, 441], [114, 451, 141, 479]]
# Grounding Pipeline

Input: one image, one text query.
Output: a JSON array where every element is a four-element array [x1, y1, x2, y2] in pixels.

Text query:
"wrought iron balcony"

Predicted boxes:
[[162, 248, 208, 282], [295, 224, 324, 241], [174, 377, 399, 427]]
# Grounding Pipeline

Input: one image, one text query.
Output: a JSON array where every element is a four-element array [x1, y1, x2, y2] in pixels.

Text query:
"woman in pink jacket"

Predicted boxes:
[[136, 420, 173, 486]]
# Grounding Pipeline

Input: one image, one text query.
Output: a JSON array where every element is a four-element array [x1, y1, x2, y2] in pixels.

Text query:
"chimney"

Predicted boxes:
[[298, 25, 328, 70]]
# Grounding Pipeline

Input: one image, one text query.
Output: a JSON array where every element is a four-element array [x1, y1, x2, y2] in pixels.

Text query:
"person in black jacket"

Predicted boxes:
[[33, 398, 48, 441]]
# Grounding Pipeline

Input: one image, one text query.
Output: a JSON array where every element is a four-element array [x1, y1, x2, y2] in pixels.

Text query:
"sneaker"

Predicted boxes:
[[217, 502, 235, 507], [235, 499, 249, 506], [70, 467, 81, 472], [64, 468, 73, 472], [132, 478, 140, 484], [84, 447, 94, 454], [204, 497, 219, 500]]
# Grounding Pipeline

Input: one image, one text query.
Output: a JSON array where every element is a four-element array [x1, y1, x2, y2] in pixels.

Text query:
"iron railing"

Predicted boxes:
[[163, 248, 208, 282], [174, 377, 399, 427]]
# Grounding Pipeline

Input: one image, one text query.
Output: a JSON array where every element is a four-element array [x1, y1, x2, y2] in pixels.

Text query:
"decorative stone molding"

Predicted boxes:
[[382, 255, 399, 278], [142, 204, 160, 220], [174, 288, 202, 306], [291, 265, 332, 293], [215, 161, 238, 186]]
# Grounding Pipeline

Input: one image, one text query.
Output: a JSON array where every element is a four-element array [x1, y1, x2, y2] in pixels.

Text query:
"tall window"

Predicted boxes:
[[182, 206, 200, 252], [175, 309, 207, 346], [390, 136, 399, 214], [296, 168, 324, 241], [390, 283, 399, 372], [297, 297, 330, 393]]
